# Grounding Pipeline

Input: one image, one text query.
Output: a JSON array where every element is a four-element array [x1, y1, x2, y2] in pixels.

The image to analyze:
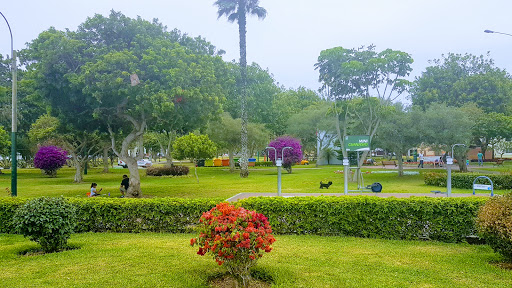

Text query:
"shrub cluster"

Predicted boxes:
[[0, 197, 487, 243], [255, 161, 273, 167], [477, 194, 512, 261], [146, 165, 189, 176], [191, 203, 275, 287], [13, 197, 76, 252], [424, 172, 512, 190], [33, 146, 68, 177]]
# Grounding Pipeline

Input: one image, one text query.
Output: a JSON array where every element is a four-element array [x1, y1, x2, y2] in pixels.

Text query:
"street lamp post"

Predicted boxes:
[[484, 29, 512, 37], [447, 144, 466, 197], [0, 12, 17, 197], [266, 146, 292, 197]]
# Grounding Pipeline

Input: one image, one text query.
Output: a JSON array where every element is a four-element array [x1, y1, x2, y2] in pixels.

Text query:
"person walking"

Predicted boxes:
[[477, 151, 484, 166], [418, 152, 424, 168], [119, 175, 129, 198]]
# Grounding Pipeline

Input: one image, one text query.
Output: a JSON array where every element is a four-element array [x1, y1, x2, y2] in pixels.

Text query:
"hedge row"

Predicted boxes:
[[0, 197, 219, 234], [240, 196, 487, 242], [424, 172, 512, 190], [0, 196, 488, 242]]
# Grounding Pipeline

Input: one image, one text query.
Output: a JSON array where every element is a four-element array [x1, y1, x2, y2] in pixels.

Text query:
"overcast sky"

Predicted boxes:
[[1, 0, 511, 102]]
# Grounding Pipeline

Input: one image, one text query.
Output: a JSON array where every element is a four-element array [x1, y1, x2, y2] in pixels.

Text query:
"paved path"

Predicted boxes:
[[226, 192, 489, 202]]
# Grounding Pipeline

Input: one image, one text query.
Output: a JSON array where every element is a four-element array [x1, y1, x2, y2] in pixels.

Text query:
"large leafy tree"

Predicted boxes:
[[411, 53, 512, 114], [77, 12, 223, 197], [173, 133, 217, 182], [22, 28, 103, 182], [23, 11, 225, 196], [214, 0, 267, 178], [415, 103, 474, 172], [315, 45, 413, 167], [375, 104, 419, 176]]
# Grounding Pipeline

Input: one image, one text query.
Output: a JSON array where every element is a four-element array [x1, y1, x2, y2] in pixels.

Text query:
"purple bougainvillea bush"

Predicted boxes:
[[34, 146, 68, 177], [267, 136, 302, 173]]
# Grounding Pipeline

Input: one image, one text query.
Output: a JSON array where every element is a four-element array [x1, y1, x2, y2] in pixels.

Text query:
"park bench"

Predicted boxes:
[[494, 159, 505, 166], [381, 160, 397, 167]]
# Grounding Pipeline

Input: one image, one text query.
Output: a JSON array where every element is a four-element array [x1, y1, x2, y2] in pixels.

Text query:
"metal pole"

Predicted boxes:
[[1, 12, 17, 196], [277, 164, 282, 197], [343, 158, 349, 195], [446, 160, 452, 197]]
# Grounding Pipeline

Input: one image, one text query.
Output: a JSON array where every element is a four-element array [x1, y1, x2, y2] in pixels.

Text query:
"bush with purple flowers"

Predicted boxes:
[[34, 146, 68, 177], [267, 136, 302, 173]]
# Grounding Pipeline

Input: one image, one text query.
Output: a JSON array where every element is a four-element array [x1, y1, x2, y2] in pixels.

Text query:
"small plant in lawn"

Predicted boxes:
[[13, 197, 76, 253], [34, 145, 68, 177], [191, 202, 276, 288], [476, 194, 512, 262], [267, 136, 302, 173]]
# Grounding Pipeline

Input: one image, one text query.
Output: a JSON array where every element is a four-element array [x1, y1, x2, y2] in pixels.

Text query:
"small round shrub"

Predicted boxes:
[[13, 197, 76, 253], [191, 203, 275, 288], [476, 194, 512, 261], [33, 146, 68, 177]]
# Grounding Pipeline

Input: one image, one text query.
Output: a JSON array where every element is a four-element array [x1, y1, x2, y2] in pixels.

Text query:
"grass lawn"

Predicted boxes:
[[0, 233, 510, 288], [0, 164, 500, 199]]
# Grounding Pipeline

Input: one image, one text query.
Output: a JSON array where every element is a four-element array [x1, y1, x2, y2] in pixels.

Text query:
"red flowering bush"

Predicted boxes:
[[34, 146, 68, 177], [191, 202, 276, 287]]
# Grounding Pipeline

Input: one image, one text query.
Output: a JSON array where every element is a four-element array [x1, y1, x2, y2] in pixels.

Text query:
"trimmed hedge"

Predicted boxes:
[[0, 196, 488, 243], [424, 172, 512, 190], [146, 165, 189, 176], [255, 161, 273, 167], [240, 196, 488, 242], [1, 198, 218, 234]]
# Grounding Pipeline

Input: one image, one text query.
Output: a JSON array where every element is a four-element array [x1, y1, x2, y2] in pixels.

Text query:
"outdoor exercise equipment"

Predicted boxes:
[[472, 176, 494, 197]]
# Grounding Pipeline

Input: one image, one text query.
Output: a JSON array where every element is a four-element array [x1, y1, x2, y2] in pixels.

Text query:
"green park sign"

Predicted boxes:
[[344, 135, 370, 151]]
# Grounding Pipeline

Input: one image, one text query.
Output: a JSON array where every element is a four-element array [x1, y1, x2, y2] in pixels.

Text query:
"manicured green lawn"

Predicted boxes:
[[0, 233, 510, 288], [0, 164, 497, 199]]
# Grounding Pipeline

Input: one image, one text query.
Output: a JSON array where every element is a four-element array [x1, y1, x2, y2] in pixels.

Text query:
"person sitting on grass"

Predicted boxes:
[[89, 183, 102, 197], [119, 175, 129, 198]]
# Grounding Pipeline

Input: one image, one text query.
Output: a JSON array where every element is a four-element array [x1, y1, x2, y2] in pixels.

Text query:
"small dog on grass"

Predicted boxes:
[[319, 181, 333, 189]]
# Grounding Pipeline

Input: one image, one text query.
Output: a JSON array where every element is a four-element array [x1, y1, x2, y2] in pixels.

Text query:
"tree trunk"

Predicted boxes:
[[194, 159, 199, 183], [238, 3, 249, 178], [102, 146, 109, 173], [397, 150, 404, 177], [125, 157, 141, 198], [228, 150, 235, 173]]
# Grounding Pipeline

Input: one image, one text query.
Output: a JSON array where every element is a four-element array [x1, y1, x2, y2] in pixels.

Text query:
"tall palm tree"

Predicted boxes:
[[214, 0, 267, 178]]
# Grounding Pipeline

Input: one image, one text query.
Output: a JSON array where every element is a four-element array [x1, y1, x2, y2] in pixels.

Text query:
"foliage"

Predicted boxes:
[[254, 161, 273, 167], [423, 172, 512, 190], [146, 165, 189, 176], [190, 202, 275, 287], [13, 197, 76, 253], [0, 125, 11, 157], [415, 103, 473, 172], [240, 196, 487, 242], [375, 104, 419, 176], [476, 194, 512, 261], [33, 146, 68, 177], [267, 136, 302, 173], [28, 114, 60, 145], [411, 52, 512, 114], [315, 45, 413, 165], [173, 133, 217, 162], [0, 197, 487, 244]]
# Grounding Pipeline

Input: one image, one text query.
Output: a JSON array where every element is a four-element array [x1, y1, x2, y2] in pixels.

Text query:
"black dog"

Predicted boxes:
[[320, 181, 332, 189]]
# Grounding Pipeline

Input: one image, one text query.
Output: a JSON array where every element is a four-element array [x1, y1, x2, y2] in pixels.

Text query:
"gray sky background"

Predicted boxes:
[[1, 0, 511, 102]]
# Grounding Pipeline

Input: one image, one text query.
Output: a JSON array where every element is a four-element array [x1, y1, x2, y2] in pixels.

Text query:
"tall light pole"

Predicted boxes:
[[446, 144, 466, 197], [484, 29, 512, 37], [0, 12, 17, 197]]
